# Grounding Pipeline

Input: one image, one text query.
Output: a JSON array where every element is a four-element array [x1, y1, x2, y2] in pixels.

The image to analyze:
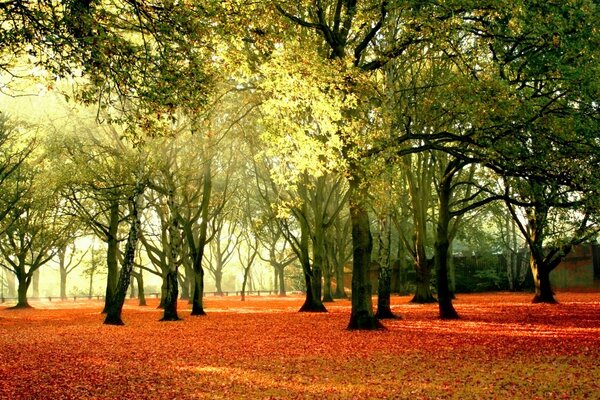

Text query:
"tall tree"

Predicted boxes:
[[104, 179, 145, 325], [0, 147, 72, 308], [56, 241, 88, 301], [503, 178, 600, 303]]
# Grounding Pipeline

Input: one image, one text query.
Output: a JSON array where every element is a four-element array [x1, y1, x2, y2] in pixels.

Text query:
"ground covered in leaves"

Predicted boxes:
[[1, 292, 599, 399]]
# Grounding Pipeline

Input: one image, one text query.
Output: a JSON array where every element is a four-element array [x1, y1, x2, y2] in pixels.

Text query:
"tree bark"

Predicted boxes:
[[104, 186, 142, 325], [190, 263, 206, 315], [158, 273, 167, 309], [347, 181, 382, 330], [411, 260, 436, 303], [311, 227, 327, 304], [435, 166, 459, 320], [214, 269, 223, 296], [160, 269, 180, 320], [277, 266, 286, 296], [298, 209, 326, 312], [190, 157, 211, 316], [322, 270, 334, 302], [161, 190, 181, 320], [333, 258, 347, 299], [375, 266, 397, 319], [530, 252, 558, 304], [103, 200, 120, 314], [134, 270, 146, 306], [532, 264, 556, 303], [60, 267, 68, 301], [375, 214, 397, 319], [32, 269, 39, 298], [14, 272, 31, 308]]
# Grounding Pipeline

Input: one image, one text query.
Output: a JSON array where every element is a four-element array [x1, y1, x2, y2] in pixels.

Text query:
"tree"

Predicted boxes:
[[502, 177, 600, 303], [206, 217, 240, 296], [56, 241, 88, 301], [0, 153, 72, 308], [454, 1, 600, 301], [0, 114, 32, 229], [104, 179, 145, 325]]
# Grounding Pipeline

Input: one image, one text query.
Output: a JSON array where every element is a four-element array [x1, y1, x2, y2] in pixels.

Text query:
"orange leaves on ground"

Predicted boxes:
[[0, 292, 599, 399]]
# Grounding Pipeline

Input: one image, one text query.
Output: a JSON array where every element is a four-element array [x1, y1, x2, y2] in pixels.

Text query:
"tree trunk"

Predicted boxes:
[[129, 276, 136, 298], [190, 157, 211, 316], [214, 270, 223, 296], [161, 190, 181, 320], [179, 259, 193, 302], [311, 215, 327, 304], [376, 214, 397, 319], [530, 256, 557, 304], [104, 187, 142, 326], [158, 274, 168, 309], [375, 266, 397, 319], [299, 269, 326, 311], [333, 259, 347, 299], [322, 270, 334, 302], [103, 200, 120, 314], [447, 242, 456, 298], [60, 267, 67, 301], [32, 269, 39, 298], [241, 265, 250, 302], [191, 265, 206, 315], [411, 261, 436, 303], [435, 168, 459, 320], [88, 270, 94, 299], [347, 182, 381, 330], [277, 266, 286, 296], [14, 272, 31, 308], [135, 270, 146, 306], [298, 215, 326, 312], [160, 269, 180, 321]]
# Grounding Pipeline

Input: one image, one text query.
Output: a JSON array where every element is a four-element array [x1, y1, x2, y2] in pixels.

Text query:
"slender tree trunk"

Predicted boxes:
[[88, 270, 94, 299], [312, 230, 328, 303], [333, 259, 347, 299], [129, 277, 136, 298], [277, 266, 286, 296], [135, 271, 146, 306], [376, 215, 397, 319], [448, 242, 456, 298], [32, 269, 39, 298], [322, 270, 334, 302], [161, 190, 181, 321], [104, 187, 143, 326], [178, 273, 189, 300], [180, 260, 192, 302], [60, 267, 68, 301], [190, 157, 211, 316], [298, 213, 326, 312], [241, 265, 251, 301], [347, 181, 381, 330], [215, 270, 223, 296], [376, 265, 397, 319], [191, 263, 206, 315], [103, 200, 120, 314]]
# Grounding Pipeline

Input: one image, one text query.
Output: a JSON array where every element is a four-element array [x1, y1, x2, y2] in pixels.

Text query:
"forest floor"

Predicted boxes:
[[0, 292, 599, 399]]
